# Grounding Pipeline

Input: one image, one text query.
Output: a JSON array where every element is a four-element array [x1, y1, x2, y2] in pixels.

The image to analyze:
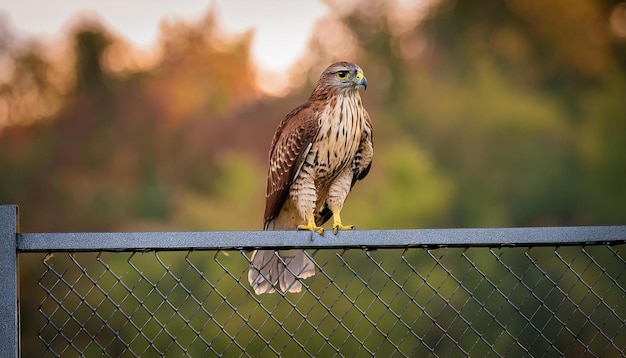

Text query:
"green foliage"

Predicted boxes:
[[171, 153, 265, 230], [345, 137, 453, 228], [407, 58, 577, 226], [578, 74, 626, 222]]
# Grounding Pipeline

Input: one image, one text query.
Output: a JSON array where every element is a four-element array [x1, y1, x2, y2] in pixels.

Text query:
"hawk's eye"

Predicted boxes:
[[336, 71, 349, 80]]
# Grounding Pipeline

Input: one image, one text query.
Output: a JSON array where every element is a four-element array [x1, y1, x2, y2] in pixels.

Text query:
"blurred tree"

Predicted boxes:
[[0, 11, 262, 231], [1, 0, 625, 232], [0, 37, 67, 128], [74, 24, 111, 93], [419, 0, 626, 225], [319, 0, 626, 226]]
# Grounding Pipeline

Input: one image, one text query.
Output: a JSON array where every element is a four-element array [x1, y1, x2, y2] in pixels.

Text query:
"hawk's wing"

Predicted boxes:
[[264, 104, 319, 229], [352, 110, 374, 185]]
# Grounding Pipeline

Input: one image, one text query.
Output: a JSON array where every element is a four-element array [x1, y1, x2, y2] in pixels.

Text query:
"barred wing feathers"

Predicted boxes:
[[264, 104, 319, 229]]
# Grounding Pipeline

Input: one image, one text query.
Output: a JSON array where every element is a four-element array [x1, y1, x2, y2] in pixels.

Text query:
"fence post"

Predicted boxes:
[[0, 205, 19, 357]]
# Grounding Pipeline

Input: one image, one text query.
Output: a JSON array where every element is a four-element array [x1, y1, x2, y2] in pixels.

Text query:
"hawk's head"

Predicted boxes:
[[317, 62, 367, 92]]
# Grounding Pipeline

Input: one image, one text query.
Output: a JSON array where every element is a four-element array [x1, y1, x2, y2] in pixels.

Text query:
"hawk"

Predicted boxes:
[[248, 62, 374, 294]]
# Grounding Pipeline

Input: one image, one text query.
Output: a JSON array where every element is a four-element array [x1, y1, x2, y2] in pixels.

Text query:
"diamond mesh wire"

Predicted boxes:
[[30, 244, 625, 357]]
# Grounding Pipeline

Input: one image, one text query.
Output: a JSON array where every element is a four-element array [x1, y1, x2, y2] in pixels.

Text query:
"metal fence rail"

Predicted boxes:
[[2, 206, 626, 357]]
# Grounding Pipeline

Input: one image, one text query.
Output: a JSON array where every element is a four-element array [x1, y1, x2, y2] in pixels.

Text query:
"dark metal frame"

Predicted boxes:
[[17, 226, 626, 252]]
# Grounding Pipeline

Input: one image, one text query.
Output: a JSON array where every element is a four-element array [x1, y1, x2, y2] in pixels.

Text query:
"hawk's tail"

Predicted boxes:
[[248, 249, 315, 294]]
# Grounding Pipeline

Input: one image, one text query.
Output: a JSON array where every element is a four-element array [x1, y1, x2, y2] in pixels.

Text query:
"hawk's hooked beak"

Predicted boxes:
[[354, 72, 368, 90]]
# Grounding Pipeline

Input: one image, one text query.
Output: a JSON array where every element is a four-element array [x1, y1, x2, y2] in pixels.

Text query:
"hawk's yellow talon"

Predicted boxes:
[[332, 224, 355, 235], [298, 222, 325, 236], [332, 214, 356, 234]]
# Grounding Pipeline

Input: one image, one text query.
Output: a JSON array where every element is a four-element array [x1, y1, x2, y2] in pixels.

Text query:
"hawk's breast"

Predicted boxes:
[[309, 94, 366, 182]]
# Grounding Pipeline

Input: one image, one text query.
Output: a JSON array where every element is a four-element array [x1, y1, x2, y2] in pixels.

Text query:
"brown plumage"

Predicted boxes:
[[248, 62, 374, 294]]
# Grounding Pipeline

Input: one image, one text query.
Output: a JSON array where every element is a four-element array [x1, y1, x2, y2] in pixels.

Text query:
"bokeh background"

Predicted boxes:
[[2, 0, 626, 231], [3, 0, 626, 355]]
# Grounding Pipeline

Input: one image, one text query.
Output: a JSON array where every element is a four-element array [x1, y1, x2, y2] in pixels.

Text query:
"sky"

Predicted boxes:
[[0, 0, 329, 73]]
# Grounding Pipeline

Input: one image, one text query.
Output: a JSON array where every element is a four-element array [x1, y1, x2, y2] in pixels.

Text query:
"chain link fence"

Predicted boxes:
[[0, 204, 622, 357], [25, 244, 626, 357]]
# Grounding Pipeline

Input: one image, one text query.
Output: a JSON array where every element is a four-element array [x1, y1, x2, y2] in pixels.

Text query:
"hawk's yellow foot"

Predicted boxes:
[[332, 216, 356, 235], [333, 224, 356, 235], [298, 221, 325, 236]]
